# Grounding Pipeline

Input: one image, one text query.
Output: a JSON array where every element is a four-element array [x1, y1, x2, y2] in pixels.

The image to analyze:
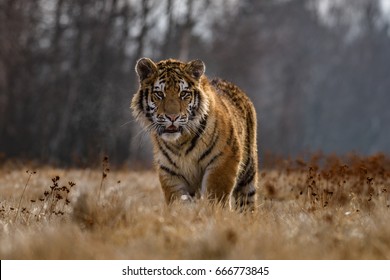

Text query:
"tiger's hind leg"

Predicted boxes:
[[231, 158, 258, 212], [231, 181, 257, 212]]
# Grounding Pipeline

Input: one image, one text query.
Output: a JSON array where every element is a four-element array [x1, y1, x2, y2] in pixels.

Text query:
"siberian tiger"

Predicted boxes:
[[131, 58, 258, 211]]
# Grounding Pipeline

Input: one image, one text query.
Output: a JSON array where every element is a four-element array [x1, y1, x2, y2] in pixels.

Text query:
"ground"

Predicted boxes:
[[0, 154, 389, 259]]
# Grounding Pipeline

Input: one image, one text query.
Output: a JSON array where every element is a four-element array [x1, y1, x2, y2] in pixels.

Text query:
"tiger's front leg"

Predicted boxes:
[[158, 167, 193, 204], [201, 156, 240, 207]]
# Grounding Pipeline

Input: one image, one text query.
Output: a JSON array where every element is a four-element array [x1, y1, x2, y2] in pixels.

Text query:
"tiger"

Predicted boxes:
[[131, 58, 258, 211]]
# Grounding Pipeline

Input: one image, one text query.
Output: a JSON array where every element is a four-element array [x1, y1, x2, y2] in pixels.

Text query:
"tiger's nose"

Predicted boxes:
[[166, 114, 179, 122]]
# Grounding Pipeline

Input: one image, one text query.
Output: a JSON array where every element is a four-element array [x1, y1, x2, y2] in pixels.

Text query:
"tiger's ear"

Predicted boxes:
[[135, 57, 157, 81], [185, 59, 205, 80]]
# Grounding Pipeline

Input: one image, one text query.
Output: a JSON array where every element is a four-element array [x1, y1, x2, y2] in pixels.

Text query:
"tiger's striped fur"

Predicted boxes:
[[131, 58, 258, 211]]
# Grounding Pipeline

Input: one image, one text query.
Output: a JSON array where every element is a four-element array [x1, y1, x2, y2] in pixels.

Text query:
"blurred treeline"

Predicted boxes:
[[1, 0, 390, 166]]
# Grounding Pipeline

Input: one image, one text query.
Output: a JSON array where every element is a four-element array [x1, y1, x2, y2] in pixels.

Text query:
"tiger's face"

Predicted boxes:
[[132, 58, 208, 142]]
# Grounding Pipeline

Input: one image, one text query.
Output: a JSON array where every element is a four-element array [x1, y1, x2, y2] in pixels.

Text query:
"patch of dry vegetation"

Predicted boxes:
[[1, 154, 390, 259]]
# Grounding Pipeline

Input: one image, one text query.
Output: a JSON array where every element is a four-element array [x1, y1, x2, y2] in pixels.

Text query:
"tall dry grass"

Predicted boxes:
[[0, 154, 389, 259]]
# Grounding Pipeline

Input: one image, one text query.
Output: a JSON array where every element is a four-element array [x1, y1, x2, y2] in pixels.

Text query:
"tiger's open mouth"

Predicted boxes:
[[164, 125, 182, 133]]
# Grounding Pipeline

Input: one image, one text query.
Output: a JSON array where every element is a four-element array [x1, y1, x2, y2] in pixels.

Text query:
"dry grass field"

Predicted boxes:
[[1, 154, 390, 260]]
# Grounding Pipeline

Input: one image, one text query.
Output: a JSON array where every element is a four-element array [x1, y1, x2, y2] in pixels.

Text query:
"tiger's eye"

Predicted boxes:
[[153, 91, 164, 100], [180, 91, 190, 99]]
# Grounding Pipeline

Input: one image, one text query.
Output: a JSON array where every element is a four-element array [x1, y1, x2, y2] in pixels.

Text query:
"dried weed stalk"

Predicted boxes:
[[14, 170, 36, 223], [98, 155, 110, 203]]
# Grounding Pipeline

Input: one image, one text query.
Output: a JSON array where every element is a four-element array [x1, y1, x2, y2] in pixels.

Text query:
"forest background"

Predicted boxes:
[[1, 0, 390, 166]]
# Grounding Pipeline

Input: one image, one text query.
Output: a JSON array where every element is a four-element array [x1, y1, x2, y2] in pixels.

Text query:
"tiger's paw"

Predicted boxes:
[[180, 194, 194, 202]]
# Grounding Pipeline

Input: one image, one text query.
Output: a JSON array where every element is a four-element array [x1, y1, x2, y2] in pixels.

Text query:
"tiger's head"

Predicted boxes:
[[131, 58, 209, 142]]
